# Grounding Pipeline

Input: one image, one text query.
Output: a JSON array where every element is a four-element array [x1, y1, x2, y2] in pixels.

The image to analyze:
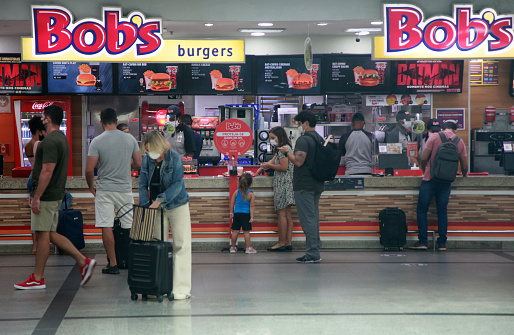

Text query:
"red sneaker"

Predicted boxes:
[[79, 257, 96, 286], [14, 273, 46, 290]]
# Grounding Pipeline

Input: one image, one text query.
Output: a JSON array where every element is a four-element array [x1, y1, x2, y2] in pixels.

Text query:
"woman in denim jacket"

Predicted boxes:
[[139, 130, 191, 300]]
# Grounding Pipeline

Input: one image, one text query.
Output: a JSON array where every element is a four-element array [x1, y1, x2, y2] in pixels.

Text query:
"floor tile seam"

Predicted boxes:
[[490, 251, 514, 261], [61, 312, 514, 320]]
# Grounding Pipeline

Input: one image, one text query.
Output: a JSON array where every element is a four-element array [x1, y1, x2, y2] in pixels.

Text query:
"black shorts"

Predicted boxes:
[[231, 213, 252, 231]]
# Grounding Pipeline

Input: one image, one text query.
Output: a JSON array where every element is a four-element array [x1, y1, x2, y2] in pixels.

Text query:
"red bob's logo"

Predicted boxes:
[[385, 4, 514, 54], [31, 6, 163, 57]]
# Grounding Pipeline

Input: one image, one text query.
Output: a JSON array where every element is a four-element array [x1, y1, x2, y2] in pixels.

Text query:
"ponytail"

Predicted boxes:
[[238, 172, 253, 201]]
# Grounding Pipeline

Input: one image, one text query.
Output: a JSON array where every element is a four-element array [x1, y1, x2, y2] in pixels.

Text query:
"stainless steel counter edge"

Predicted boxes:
[[1, 175, 514, 190]]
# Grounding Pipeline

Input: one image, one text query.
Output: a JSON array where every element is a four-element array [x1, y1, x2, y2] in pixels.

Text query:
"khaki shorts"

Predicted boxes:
[[31, 200, 62, 232], [95, 190, 134, 229]]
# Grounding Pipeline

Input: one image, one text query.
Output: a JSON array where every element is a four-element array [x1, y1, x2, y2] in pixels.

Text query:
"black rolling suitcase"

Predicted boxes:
[[112, 204, 133, 269], [128, 207, 173, 302], [57, 196, 85, 253], [379, 207, 407, 250]]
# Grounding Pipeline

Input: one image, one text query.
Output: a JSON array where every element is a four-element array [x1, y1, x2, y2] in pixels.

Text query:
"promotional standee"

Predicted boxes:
[[214, 118, 254, 245], [13, 98, 73, 175]]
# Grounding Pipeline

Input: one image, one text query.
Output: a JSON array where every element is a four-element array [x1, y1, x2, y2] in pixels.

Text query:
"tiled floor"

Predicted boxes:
[[1, 249, 514, 335]]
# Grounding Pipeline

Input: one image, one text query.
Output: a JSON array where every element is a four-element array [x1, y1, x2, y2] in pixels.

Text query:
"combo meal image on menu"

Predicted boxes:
[[324, 55, 390, 94], [186, 61, 252, 95], [118, 63, 182, 95], [256, 56, 322, 95], [47, 62, 113, 94]]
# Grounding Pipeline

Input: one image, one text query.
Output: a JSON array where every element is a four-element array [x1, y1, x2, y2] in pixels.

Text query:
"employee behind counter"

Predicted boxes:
[[384, 110, 420, 166]]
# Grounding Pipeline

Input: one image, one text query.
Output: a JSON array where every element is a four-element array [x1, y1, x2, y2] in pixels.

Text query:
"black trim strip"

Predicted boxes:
[[31, 264, 81, 335], [491, 251, 514, 262]]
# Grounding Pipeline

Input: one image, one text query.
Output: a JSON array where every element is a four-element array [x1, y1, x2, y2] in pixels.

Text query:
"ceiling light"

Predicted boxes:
[[356, 31, 370, 36], [346, 28, 382, 33], [258, 23, 274, 27], [251, 32, 266, 36], [370, 21, 383, 25], [317, 23, 328, 26], [239, 28, 285, 33], [204, 23, 214, 27]]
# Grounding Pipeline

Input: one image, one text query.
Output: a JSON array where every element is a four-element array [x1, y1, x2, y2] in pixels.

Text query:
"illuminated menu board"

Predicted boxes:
[[0, 54, 43, 95], [118, 63, 184, 95], [392, 60, 464, 93], [324, 55, 391, 93], [186, 57, 253, 95], [47, 62, 113, 94], [256, 55, 322, 95]]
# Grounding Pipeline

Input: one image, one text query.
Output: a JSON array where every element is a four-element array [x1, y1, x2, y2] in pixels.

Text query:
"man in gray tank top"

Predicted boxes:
[[86, 108, 142, 274]]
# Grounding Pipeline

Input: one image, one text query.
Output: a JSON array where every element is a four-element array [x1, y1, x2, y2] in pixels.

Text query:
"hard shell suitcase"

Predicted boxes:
[[57, 196, 85, 252], [379, 207, 407, 250], [112, 204, 133, 269], [128, 208, 173, 302]]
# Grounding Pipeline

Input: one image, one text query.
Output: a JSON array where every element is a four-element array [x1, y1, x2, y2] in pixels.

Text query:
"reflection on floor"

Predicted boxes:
[[1, 249, 514, 335]]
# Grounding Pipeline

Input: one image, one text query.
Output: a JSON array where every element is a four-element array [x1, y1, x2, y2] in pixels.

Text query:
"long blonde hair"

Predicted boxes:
[[238, 172, 253, 201], [140, 130, 171, 155]]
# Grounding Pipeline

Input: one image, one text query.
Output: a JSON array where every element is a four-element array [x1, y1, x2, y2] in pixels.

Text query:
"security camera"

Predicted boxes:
[[356, 36, 360, 42]]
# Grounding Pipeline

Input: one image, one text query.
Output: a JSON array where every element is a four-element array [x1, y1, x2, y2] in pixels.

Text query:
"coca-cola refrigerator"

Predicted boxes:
[[13, 97, 73, 176]]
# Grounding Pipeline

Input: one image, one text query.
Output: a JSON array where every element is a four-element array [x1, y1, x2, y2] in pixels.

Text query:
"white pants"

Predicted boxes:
[[153, 203, 192, 297]]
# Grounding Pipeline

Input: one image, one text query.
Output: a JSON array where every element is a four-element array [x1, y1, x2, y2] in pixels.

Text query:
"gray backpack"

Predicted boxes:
[[430, 132, 460, 183]]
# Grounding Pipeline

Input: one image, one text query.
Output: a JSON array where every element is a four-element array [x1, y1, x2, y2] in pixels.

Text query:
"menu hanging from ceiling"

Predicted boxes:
[[186, 57, 253, 95], [118, 63, 184, 94], [324, 55, 390, 93], [0, 54, 42, 95], [256, 55, 321, 95], [47, 62, 113, 94], [392, 60, 464, 93]]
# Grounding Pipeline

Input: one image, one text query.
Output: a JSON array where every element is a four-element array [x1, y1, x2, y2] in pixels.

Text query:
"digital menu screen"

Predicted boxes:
[[0, 54, 43, 95], [324, 55, 391, 93], [392, 60, 464, 93], [118, 63, 184, 94], [186, 57, 253, 95], [256, 55, 321, 95], [47, 62, 113, 94]]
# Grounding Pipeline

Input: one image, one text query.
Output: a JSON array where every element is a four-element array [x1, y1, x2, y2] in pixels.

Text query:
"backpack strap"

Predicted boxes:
[[438, 131, 448, 143]]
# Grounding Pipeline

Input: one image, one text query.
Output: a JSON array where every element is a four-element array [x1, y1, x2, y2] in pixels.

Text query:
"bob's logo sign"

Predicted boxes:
[[31, 6, 162, 58], [375, 4, 514, 59]]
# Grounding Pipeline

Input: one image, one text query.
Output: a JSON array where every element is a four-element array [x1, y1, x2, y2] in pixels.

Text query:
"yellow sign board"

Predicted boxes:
[[22, 38, 245, 63]]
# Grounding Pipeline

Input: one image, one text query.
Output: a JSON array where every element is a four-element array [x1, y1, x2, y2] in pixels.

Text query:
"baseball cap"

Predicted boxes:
[[352, 113, 365, 122], [396, 110, 411, 121], [426, 118, 441, 132], [167, 105, 182, 117]]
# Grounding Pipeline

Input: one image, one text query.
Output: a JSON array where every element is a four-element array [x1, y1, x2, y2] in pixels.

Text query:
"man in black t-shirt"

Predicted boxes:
[[279, 111, 323, 263]]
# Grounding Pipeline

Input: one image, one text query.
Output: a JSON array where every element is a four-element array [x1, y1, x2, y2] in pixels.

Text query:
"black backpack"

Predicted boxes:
[[305, 132, 341, 182], [430, 132, 461, 183]]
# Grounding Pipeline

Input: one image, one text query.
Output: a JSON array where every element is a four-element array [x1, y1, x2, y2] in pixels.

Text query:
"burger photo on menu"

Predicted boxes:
[[291, 73, 313, 89], [215, 77, 235, 91], [150, 73, 172, 91], [358, 69, 380, 86], [76, 73, 96, 86]]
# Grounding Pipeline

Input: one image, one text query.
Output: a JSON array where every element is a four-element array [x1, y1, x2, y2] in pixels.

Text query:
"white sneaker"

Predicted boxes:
[[173, 293, 191, 300], [229, 246, 237, 253], [245, 247, 257, 254]]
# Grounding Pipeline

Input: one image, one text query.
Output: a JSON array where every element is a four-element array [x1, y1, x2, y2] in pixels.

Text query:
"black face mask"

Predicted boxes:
[[39, 135, 45, 141]]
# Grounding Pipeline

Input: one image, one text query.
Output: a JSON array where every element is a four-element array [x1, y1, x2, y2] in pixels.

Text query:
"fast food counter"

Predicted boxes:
[[1, 175, 513, 252]]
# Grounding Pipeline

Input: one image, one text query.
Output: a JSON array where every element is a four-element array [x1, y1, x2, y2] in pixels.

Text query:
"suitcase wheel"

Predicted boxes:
[[168, 293, 173, 301], [157, 295, 164, 303], [131, 293, 138, 301], [142, 294, 148, 301]]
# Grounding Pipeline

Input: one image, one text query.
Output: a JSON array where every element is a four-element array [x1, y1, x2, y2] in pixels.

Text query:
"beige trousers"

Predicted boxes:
[[153, 203, 192, 297]]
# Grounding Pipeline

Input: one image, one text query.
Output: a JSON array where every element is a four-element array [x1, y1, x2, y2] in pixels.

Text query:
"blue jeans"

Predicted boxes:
[[416, 180, 452, 245], [294, 190, 322, 260]]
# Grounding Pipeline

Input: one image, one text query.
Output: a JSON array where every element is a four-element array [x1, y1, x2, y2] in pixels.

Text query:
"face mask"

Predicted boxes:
[[148, 151, 161, 160], [270, 139, 277, 147], [298, 125, 305, 135], [403, 121, 412, 129], [39, 135, 45, 141]]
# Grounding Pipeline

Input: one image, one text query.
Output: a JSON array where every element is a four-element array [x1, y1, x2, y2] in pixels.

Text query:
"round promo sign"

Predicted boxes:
[[214, 119, 253, 157]]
